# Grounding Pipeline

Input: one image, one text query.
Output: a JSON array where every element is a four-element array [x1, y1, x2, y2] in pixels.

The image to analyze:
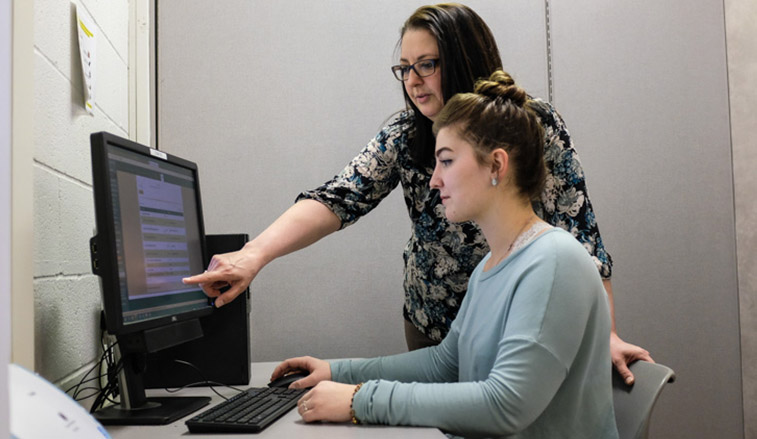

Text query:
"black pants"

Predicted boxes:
[[403, 319, 440, 351]]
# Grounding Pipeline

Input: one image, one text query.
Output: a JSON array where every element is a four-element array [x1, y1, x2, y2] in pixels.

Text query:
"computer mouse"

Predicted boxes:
[[267, 370, 310, 389]]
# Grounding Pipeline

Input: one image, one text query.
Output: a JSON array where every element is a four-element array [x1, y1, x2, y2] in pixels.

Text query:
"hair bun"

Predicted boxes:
[[473, 70, 527, 107]]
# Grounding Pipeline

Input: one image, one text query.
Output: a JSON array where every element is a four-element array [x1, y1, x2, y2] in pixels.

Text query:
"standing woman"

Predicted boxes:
[[273, 70, 619, 438], [183, 3, 651, 383]]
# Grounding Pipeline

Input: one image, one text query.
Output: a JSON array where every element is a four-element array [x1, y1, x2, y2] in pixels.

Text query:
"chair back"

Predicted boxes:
[[612, 361, 675, 439]]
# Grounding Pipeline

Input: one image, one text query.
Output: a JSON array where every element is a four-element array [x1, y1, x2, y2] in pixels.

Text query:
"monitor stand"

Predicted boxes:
[[94, 396, 210, 425], [94, 344, 210, 425]]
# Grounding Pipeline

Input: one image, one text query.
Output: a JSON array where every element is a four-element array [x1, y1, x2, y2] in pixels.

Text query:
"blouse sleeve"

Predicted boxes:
[[296, 115, 410, 229], [531, 99, 613, 278]]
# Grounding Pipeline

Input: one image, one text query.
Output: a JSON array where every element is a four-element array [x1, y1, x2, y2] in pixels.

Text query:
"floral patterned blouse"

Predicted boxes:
[[297, 99, 612, 342]]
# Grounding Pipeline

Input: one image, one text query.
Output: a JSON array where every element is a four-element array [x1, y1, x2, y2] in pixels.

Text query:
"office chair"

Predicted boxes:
[[612, 360, 676, 439]]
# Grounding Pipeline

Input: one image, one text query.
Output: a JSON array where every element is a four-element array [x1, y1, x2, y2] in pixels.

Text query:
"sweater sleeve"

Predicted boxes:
[[346, 343, 567, 437], [330, 307, 462, 385]]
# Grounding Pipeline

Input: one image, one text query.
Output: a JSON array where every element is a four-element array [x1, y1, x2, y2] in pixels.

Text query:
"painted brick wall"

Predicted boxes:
[[32, 0, 129, 383]]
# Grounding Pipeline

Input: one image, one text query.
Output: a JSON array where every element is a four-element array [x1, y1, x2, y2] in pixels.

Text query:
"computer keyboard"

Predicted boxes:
[[185, 386, 307, 433]]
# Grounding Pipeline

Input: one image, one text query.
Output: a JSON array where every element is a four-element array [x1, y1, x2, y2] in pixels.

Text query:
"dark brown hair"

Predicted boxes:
[[399, 3, 502, 168], [433, 70, 546, 200]]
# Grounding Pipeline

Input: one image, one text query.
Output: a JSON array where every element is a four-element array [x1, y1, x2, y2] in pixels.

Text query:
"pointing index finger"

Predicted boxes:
[[182, 271, 215, 285]]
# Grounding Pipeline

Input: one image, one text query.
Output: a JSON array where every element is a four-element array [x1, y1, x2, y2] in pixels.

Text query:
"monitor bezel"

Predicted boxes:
[[90, 131, 213, 336]]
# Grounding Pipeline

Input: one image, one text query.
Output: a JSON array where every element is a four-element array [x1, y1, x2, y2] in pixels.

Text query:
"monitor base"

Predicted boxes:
[[94, 396, 210, 425]]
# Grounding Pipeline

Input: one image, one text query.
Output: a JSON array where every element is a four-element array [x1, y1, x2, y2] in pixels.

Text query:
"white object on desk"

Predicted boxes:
[[9, 364, 111, 439]]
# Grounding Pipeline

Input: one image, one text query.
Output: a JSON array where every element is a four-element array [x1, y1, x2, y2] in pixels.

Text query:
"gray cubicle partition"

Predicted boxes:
[[549, 1, 741, 437], [157, 1, 742, 437]]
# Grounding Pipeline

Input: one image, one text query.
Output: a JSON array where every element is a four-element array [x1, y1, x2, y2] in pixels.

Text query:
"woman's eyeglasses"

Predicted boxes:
[[391, 59, 439, 81]]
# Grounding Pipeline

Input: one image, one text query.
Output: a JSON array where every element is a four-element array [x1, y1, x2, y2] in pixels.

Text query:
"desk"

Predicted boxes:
[[107, 362, 446, 438]]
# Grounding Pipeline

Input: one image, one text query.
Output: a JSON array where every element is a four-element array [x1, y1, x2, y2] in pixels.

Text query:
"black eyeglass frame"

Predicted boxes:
[[390, 59, 440, 82]]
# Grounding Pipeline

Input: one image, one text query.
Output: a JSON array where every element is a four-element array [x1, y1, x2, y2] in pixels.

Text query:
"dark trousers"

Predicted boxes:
[[403, 319, 440, 351]]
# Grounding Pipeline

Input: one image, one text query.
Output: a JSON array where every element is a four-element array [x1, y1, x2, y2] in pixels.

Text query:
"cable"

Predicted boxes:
[[84, 330, 123, 414], [69, 333, 246, 413], [165, 359, 245, 401], [65, 328, 119, 404], [89, 358, 123, 414]]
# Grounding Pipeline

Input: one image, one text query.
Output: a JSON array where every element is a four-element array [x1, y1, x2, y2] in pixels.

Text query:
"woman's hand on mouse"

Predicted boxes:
[[272, 356, 331, 389]]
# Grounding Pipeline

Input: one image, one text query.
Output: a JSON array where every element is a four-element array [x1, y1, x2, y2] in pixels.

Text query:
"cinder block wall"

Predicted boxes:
[[33, 0, 129, 384]]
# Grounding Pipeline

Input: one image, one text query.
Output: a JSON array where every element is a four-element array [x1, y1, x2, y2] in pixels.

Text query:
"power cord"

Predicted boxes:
[[63, 328, 123, 413], [163, 359, 245, 401], [66, 324, 245, 411]]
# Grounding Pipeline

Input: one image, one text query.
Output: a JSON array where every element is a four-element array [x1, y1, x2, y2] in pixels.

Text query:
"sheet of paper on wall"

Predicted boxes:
[[76, 3, 96, 116]]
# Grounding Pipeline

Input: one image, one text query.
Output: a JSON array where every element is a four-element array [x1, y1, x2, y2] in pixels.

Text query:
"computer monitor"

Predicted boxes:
[[89, 131, 213, 425]]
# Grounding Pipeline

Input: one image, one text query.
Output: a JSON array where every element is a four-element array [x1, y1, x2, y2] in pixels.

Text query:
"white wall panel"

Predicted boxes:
[[31, 0, 131, 385]]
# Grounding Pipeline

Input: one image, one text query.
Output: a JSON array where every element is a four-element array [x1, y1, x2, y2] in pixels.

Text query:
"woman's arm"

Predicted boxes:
[[350, 342, 568, 436], [183, 114, 410, 306], [183, 199, 340, 307], [603, 278, 655, 385], [284, 323, 464, 425], [295, 344, 564, 433], [330, 333, 460, 385]]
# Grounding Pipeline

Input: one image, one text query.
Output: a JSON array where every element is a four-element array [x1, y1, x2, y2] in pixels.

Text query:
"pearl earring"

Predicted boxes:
[[491, 178, 498, 186]]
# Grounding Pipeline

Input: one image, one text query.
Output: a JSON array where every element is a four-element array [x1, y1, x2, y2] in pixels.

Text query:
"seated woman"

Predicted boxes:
[[272, 70, 619, 439]]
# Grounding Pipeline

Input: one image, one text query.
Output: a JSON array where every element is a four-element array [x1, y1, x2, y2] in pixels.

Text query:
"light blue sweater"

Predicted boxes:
[[331, 228, 618, 438]]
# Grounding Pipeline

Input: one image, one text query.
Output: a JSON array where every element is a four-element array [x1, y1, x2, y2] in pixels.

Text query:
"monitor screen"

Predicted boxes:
[[91, 132, 212, 335], [89, 132, 214, 425]]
